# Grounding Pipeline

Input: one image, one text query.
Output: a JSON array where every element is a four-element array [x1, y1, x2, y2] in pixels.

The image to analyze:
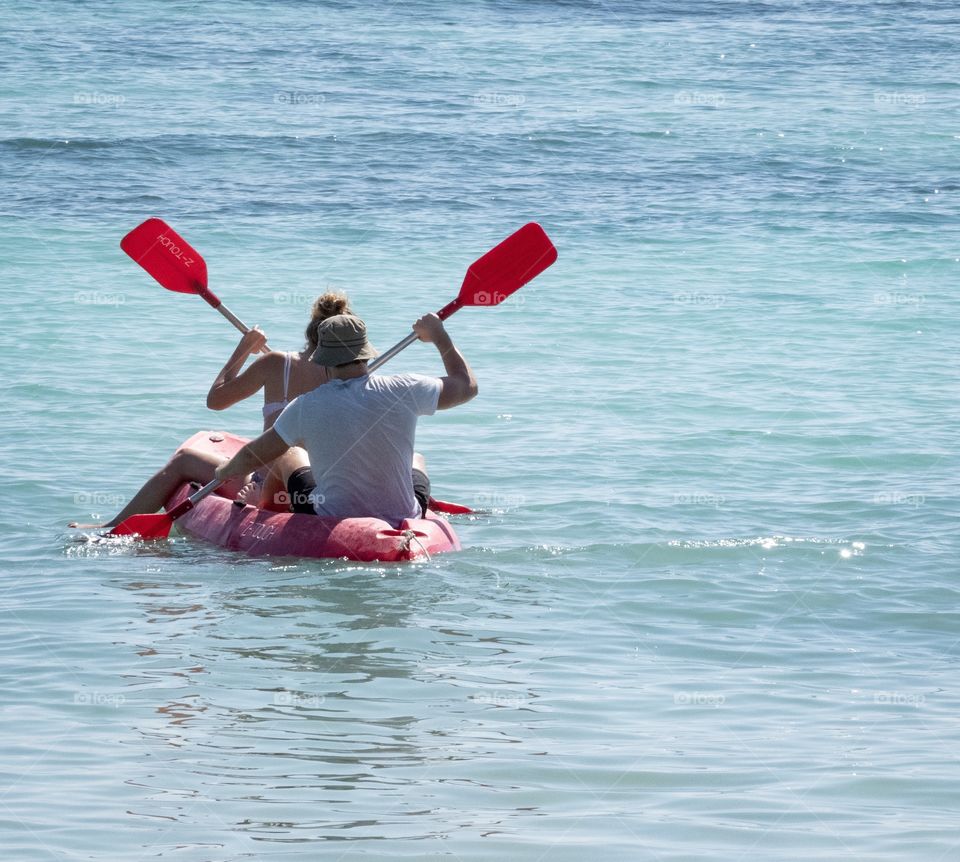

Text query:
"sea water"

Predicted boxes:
[[1, 1, 958, 859]]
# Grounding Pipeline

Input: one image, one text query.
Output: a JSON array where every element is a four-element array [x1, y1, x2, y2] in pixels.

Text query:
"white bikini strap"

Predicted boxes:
[[283, 352, 293, 400]]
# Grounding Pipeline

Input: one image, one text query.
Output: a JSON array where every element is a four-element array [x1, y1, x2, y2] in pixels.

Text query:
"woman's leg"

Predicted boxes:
[[273, 446, 313, 513], [71, 447, 222, 529], [259, 468, 287, 511]]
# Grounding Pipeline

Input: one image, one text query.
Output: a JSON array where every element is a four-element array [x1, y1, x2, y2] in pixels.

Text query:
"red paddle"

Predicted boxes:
[[110, 486, 476, 540], [121, 218, 254, 338], [428, 498, 474, 515], [108, 222, 557, 539], [109, 480, 222, 539], [368, 222, 557, 371]]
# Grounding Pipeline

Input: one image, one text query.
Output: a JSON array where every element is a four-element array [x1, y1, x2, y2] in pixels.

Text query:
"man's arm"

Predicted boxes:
[[412, 313, 478, 410], [214, 428, 289, 481]]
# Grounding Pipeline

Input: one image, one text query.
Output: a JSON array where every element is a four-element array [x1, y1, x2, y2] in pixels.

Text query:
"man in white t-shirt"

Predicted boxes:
[[214, 311, 477, 524]]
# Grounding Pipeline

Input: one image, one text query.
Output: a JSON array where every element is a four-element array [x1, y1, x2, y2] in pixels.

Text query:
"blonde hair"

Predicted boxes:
[[305, 291, 352, 351]]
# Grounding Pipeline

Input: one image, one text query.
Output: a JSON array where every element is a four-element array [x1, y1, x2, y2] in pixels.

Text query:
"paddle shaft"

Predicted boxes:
[[196, 283, 272, 353], [196, 284, 250, 335], [368, 298, 462, 373], [214, 303, 248, 334], [169, 478, 224, 519]]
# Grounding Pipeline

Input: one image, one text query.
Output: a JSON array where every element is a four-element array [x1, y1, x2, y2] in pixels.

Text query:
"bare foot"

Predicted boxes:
[[235, 475, 261, 506]]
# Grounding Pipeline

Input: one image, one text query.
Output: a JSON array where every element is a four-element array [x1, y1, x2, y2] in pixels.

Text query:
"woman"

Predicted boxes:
[[207, 292, 352, 508], [71, 292, 350, 529]]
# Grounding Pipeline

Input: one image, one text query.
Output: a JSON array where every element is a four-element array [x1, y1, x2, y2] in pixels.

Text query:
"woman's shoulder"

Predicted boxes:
[[290, 357, 328, 387], [289, 352, 326, 371], [255, 350, 290, 369]]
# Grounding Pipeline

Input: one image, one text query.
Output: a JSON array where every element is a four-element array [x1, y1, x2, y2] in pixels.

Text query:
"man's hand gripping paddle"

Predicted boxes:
[[368, 222, 557, 371]]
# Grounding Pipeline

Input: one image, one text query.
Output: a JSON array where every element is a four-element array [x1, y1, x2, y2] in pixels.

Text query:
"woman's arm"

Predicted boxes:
[[206, 328, 271, 410]]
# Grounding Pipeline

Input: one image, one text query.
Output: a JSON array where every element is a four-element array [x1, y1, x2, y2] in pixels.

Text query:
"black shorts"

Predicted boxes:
[[410, 468, 431, 518], [286, 467, 431, 518], [286, 467, 321, 515]]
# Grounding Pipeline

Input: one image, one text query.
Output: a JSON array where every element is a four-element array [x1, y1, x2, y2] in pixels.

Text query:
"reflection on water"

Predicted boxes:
[[114, 560, 543, 847], [11, 522, 960, 860]]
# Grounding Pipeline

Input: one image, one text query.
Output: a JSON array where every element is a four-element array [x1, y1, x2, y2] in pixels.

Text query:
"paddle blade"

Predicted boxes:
[[458, 222, 557, 308], [429, 498, 474, 515], [121, 218, 208, 295], [108, 513, 174, 539]]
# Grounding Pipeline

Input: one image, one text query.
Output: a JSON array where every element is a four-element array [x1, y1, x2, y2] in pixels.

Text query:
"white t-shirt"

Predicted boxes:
[[273, 372, 442, 523]]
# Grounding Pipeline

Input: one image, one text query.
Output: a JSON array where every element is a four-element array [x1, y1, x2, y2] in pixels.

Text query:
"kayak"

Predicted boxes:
[[164, 431, 461, 562]]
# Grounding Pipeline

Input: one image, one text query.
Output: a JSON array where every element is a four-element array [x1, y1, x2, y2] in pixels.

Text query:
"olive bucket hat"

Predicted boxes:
[[310, 313, 378, 367]]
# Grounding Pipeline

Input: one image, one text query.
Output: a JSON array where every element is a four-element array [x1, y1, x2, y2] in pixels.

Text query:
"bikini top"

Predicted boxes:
[[262, 352, 293, 421]]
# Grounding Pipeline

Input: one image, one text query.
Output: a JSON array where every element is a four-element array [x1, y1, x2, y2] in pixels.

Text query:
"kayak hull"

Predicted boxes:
[[164, 431, 461, 562]]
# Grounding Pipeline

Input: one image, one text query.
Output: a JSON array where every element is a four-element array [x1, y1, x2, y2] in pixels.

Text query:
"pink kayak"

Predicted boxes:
[[164, 431, 461, 562]]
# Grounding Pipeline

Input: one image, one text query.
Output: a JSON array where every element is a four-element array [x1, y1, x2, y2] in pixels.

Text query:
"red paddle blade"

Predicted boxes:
[[121, 218, 208, 294], [428, 497, 474, 515], [459, 222, 557, 308], [108, 513, 174, 539]]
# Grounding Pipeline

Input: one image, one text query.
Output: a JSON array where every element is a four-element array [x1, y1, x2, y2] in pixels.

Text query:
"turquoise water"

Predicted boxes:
[[3, 1, 959, 858]]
